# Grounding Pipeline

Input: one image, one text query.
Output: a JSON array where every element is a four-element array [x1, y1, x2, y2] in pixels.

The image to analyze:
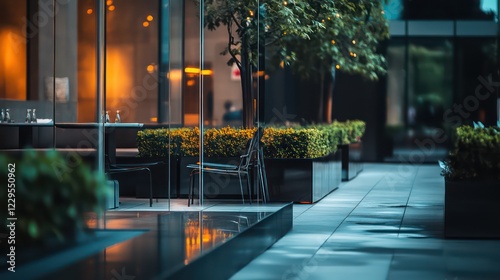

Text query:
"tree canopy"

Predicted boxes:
[[204, 0, 389, 80]]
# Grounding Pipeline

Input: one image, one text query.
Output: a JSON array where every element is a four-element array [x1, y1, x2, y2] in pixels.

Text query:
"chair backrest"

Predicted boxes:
[[239, 127, 264, 169]]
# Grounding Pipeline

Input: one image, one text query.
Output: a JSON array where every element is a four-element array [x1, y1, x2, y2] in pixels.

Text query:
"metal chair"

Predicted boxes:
[[105, 156, 163, 207], [187, 127, 266, 206]]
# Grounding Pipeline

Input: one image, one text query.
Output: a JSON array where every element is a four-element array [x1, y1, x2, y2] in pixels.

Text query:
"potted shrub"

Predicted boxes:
[[439, 124, 500, 238], [0, 149, 108, 249], [262, 127, 341, 203], [314, 120, 365, 181], [137, 125, 345, 202]]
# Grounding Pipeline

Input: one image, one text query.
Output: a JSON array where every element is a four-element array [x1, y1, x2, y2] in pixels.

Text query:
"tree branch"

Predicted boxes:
[[227, 17, 241, 69]]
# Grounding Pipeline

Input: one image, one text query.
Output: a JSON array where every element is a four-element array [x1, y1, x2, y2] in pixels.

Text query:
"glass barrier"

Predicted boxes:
[[384, 0, 498, 21]]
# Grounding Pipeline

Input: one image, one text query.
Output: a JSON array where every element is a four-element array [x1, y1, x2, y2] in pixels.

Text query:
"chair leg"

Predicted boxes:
[[258, 167, 266, 203], [188, 170, 198, 206], [237, 173, 245, 204], [245, 173, 252, 205], [188, 172, 193, 207], [147, 168, 153, 207]]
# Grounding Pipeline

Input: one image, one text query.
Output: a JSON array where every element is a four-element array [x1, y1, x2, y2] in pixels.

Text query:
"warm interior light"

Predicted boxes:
[[184, 67, 213, 76], [185, 67, 200, 74], [257, 70, 265, 77], [167, 69, 182, 80], [150, 117, 158, 122], [0, 29, 27, 100], [336, 64, 340, 69], [187, 80, 195, 86], [146, 64, 155, 73], [143, 21, 150, 27], [108, 5, 115, 11], [106, 0, 113, 5], [86, 8, 93, 15], [147, 15, 154, 21], [331, 39, 336, 45]]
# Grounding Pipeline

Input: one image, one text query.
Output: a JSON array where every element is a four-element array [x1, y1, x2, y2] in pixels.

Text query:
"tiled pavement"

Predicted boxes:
[[117, 163, 500, 280], [230, 163, 500, 280]]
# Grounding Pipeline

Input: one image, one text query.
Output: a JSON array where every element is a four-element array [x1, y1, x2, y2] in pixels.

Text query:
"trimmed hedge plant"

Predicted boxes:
[[137, 120, 366, 159], [440, 125, 500, 181]]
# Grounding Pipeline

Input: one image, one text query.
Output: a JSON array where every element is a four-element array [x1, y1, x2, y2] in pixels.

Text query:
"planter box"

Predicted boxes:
[[339, 142, 363, 181], [265, 151, 341, 203], [445, 179, 500, 238]]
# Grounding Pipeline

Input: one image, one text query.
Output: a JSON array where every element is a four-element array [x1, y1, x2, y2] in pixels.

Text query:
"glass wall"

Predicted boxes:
[[0, 0, 271, 209], [384, 0, 499, 162], [385, 0, 499, 20]]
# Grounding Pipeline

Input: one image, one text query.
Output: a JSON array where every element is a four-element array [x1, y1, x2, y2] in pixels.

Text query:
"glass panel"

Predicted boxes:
[[0, 0, 27, 101], [403, 0, 454, 20], [404, 38, 453, 161], [0, 0, 55, 149], [456, 0, 498, 20], [78, 0, 97, 122], [190, 0, 265, 205], [480, 0, 498, 20], [161, 0, 183, 125], [385, 38, 406, 160], [184, 0, 202, 128], [402, 0, 497, 20], [455, 38, 498, 126], [105, 0, 159, 124], [54, 0, 78, 123]]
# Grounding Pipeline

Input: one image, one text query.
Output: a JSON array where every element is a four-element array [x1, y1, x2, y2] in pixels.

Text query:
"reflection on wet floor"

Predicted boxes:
[[1, 203, 292, 280], [99, 210, 270, 264]]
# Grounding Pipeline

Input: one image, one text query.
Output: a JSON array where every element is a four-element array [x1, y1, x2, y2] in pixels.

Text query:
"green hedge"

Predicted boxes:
[[137, 121, 366, 159], [440, 125, 500, 181], [262, 127, 330, 158]]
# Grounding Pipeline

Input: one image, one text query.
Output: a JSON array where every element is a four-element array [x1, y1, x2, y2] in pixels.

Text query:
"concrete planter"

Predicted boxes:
[[444, 179, 500, 238], [339, 142, 363, 181], [265, 151, 341, 203]]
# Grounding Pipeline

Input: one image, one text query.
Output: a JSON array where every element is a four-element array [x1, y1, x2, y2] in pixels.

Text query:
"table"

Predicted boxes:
[[0, 121, 54, 148], [55, 122, 144, 164]]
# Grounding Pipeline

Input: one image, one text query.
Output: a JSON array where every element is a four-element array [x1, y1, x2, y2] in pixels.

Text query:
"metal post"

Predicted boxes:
[[96, 0, 106, 228]]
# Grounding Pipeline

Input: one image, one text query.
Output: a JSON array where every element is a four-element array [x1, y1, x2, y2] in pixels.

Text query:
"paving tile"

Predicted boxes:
[[232, 164, 500, 280]]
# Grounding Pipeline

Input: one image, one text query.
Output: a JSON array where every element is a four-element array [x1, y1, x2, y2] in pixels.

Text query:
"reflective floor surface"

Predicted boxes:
[[0, 202, 292, 280]]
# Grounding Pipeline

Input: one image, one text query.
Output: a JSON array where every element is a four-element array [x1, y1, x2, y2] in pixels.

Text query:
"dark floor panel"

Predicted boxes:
[[1, 204, 292, 280]]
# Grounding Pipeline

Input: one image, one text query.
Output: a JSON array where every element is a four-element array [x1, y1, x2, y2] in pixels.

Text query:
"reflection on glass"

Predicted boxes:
[[384, 0, 403, 20], [386, 39, 406, 127], [408, 41, 453, 130], [105, 0, 159, 124], [0, 0, 27, 101], [400, 0, 497, 20], [480, 0, 498, 20]]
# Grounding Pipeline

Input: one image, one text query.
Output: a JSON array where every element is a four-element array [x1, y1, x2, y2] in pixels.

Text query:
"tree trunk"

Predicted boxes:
[[318, 69, 336, 123], [240, 35, 254, 128]]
